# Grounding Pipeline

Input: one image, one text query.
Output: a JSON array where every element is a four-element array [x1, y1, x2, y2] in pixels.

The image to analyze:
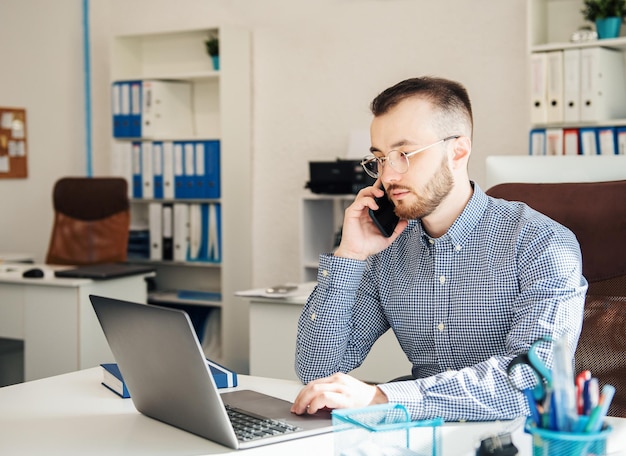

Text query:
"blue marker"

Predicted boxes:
[[523, 388, 541, 426], [584, 384, 616, 433], [583, 377, 599, 415]]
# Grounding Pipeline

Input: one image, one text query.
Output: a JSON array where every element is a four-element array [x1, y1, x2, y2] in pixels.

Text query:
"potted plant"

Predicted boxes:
[[581, 0, 626, 38], [205, 34, 219, 70]]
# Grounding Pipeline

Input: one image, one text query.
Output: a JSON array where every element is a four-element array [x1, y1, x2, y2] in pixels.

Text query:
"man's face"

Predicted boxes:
[[370, 97, 454, 220]]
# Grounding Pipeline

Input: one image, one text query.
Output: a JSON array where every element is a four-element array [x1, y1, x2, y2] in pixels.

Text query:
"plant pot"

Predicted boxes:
[[595, 17, 622, 39], [211, 55, 220, 71]]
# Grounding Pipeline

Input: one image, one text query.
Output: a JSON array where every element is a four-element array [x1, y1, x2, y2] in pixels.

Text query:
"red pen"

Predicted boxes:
[[576, 371, 591, 415]]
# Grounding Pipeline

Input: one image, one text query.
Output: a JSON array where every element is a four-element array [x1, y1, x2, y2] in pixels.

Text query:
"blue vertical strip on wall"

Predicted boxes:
[[82, 0, 93, 177]]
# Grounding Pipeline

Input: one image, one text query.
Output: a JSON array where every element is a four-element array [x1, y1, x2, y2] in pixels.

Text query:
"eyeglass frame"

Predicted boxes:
[[360, 135, 461, 179]]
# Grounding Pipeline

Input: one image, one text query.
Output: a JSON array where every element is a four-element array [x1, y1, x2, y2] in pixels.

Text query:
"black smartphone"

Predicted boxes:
[[368, 188, 400, 237]]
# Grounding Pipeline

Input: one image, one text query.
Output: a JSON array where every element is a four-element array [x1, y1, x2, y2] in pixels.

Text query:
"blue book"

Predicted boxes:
[[100, 359, 237, 398], [101, 363, 130, 398]]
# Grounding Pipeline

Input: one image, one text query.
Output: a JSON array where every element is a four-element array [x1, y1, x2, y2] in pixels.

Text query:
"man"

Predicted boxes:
[[291, 76, 586, 421]]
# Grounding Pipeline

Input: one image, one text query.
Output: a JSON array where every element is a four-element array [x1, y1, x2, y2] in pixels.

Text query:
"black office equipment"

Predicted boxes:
[[305, 159, 375, 194], [54, 263, 155, 280]]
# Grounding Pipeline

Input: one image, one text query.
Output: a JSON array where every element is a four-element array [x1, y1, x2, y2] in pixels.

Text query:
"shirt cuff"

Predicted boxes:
[[316, 253, 366, 291], [378, 380, 426, 418]]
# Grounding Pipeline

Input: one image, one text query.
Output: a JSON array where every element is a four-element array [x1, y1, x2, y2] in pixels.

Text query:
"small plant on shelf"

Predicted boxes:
[[581, 0, 626, 21], [205, 34, 219, 57]]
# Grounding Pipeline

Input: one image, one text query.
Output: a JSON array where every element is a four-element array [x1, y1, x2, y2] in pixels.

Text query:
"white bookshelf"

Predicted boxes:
[[528, 0, 626, 129], [110, 26, 252, 372], [300, 194, 354, 282]]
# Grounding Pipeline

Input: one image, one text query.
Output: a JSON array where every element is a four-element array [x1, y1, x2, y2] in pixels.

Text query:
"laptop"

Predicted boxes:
[[55, 263, 155, 280], [89, 294, 332, 449]]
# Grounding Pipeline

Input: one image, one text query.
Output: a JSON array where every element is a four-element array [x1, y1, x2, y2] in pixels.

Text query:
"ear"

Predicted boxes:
[[449, 136, 471, 169]]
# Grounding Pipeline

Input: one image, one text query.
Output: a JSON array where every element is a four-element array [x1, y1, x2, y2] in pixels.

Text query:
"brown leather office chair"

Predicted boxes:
[[486, 180, 626, 417], [45, 177, 130, 265]]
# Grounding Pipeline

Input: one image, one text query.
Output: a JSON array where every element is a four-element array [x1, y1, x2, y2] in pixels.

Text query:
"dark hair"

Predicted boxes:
[[370, 76, 473, 138]]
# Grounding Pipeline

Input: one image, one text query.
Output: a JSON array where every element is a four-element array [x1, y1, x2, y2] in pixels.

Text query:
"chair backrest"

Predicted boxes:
[[486, 180, 626, 417], [45, 177, 130, 266]]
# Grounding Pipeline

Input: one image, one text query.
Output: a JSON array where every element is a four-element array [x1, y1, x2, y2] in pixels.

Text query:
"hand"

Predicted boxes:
[[334, 183, 408, 261], [290, 372, 388, 415]]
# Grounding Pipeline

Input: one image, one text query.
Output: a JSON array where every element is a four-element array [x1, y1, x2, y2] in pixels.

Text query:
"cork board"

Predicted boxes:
[[0, 107, 28, 179]]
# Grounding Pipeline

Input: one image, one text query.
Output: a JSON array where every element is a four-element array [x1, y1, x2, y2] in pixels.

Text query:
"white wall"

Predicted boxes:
[[1, 0, 528, 289], [0, 0, 86, 260]]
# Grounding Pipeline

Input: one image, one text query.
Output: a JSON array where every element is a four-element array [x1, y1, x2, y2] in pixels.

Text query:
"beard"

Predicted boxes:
[[389, 156, 454, 220]]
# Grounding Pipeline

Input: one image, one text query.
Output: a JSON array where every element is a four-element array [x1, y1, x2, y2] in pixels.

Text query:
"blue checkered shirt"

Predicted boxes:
[[295, 183, 586, 421]]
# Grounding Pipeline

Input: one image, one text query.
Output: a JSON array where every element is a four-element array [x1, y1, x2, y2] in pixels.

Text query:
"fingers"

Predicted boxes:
[[290, 373, 378, 415], [291, 375, 340, 415]]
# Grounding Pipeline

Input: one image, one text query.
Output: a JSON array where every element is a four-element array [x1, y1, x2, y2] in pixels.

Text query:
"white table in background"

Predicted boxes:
[[241, 282, 412, 383], [0, 263, 153, 381]]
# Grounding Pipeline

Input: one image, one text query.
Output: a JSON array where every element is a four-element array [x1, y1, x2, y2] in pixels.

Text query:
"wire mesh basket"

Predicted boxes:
[[524, 418, 612, 456], [332, 403, 443, 456]]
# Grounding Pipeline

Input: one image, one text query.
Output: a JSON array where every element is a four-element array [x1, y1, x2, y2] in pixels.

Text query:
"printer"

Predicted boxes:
[[305, 159, 375, 194]]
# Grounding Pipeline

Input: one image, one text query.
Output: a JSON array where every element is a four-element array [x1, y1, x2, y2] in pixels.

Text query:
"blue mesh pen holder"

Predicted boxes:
[[332, 403, 443, 456], [524, 418, 612, 456]]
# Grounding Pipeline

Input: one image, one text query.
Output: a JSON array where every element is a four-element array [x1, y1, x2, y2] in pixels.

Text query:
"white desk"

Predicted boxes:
[[0, 264, 153, 381], [1, 368, 625, 455], [245, 283, 412, 383]]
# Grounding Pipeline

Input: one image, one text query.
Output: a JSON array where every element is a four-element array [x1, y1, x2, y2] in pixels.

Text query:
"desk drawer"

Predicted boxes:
[[0, 285, 25, 339]]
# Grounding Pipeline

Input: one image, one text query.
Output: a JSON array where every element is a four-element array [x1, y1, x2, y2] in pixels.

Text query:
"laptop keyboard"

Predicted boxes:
[[225, 405, 303, 442]]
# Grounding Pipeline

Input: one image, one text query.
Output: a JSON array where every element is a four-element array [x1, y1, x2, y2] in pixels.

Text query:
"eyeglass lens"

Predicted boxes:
[[362, 150, 409, 178]]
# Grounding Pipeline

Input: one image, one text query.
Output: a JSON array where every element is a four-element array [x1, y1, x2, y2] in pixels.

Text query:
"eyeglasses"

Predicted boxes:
[[360, 135, 460, 179]]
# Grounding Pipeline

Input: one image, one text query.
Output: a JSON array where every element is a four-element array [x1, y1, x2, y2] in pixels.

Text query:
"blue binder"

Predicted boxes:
[[579, 127, 599, 156], [183, 141, 195, 198], [173, 142, 185, 199], [205, 140, 221, 199], [128, 80, 142, 138], [528, 128, 546, 156], [111, 82, 123, 138], [131, 141, 143, 198], [152, 142, 164, 199]]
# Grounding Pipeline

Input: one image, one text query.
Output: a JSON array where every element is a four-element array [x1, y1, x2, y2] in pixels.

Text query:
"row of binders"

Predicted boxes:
[[149, 202, 221, 263], [111, 140, 220, 200], [530, 47, 626, 125], [529, 126, 626, 156], [112, 80, 194, 138]]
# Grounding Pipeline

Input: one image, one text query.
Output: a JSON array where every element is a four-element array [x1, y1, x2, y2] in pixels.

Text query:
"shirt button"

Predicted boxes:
[[437, 323, 445, 331], [310, 313, 317, 321], [455, 244, 461, 251], [439, 275, 446, 284], [321, 270, 329, 277], [429, 239, 434, 245]]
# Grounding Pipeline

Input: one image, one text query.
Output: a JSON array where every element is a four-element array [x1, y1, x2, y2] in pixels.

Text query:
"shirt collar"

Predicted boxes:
[[414, 181, 489, 247]]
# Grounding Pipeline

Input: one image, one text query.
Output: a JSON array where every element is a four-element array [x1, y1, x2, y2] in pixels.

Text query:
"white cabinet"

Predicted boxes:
[[300, 194, 353, 282], [249, 296, 412, 383], [527, 1, 626, 157], [109, 26, 252, 372]]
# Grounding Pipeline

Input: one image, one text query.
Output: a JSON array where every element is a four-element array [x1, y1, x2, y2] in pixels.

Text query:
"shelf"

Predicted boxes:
[[149, 290, 222, 308], [531, 118, 626, 129], [128, 258, 221, 268], [531, 36, 626, 53], [112, 28, 217, 80], [130, 198, 221, 204], [114, 70, 219, 82]]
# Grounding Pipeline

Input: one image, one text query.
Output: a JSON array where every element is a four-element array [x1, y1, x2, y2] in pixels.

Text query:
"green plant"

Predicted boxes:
[[205, 35, 219, 57], [582, 0, 626, 21]]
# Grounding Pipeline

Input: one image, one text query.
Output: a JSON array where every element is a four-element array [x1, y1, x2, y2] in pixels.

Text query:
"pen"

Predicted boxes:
[[583, 377, 599, 416], [576, 370, 592, 414], [584, 384, 616, 433], [523, 388, 541, 426]]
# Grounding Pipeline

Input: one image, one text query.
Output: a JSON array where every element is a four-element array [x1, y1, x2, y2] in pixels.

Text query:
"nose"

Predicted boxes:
[[380, 161, 401, 185]]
